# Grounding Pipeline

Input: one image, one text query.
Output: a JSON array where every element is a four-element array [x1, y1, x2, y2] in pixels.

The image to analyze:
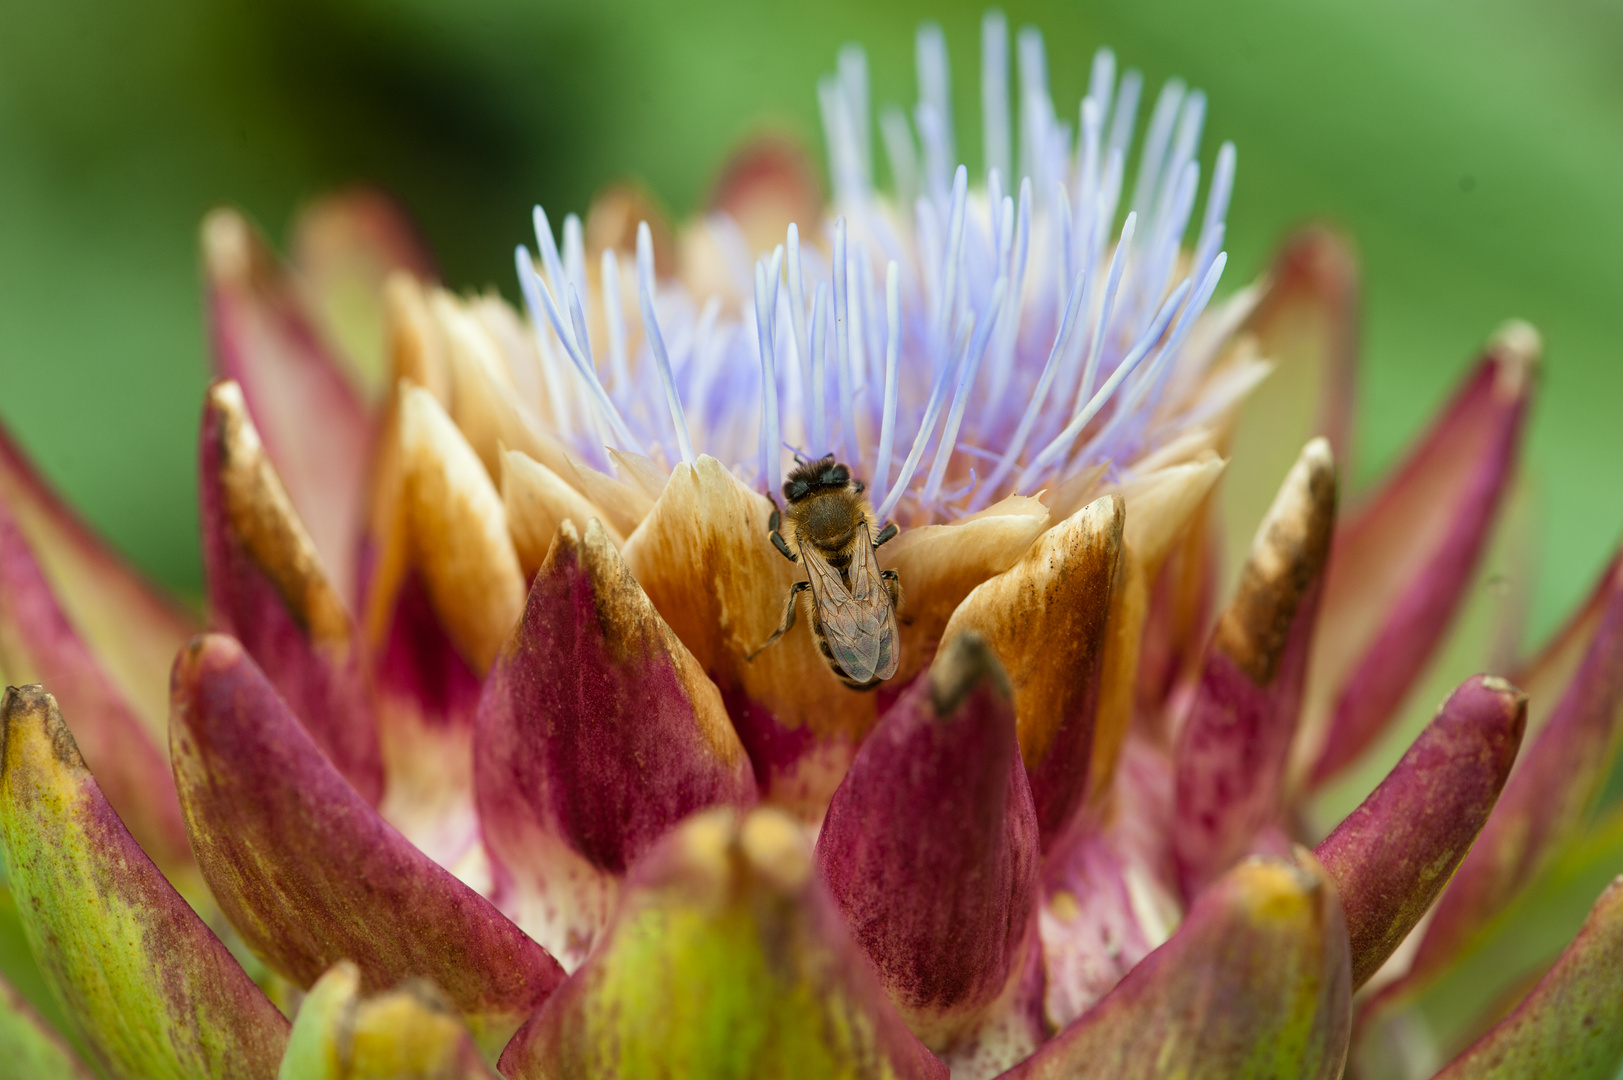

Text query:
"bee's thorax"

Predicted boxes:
[[788, 491, 867, 577]]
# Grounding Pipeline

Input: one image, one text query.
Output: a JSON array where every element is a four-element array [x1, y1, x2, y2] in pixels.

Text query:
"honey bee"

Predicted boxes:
[[746, 455, 902, 689]]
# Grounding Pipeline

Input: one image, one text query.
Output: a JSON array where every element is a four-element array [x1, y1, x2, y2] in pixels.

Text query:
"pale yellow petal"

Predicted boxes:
[[208, 380, 351, 651], [1091, 455, 1227, 799], [942, 495, 1124, 777], [1036, 462, 1109, 526], [877, 495, 1050, 687], [399, 383, 525, 673], [621, 456, 876, 816], [501, 450, 624, 576], [1122, 454, 1228, 569], [384, 273, 451, 405], [567, 454, 656, 538], [1130, 426, 1221, 476], [431, 289, 519, 480], [408, 285, 585, 497], [676, 220, 746, 312], [609, 448, 672, 503]]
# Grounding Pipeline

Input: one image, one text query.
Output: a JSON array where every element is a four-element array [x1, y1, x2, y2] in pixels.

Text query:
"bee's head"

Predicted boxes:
[[783, 454, 854, 503]]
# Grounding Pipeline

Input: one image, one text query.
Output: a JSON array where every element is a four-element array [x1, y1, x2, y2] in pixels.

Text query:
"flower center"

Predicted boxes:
[[513, 12, 1235, 527]]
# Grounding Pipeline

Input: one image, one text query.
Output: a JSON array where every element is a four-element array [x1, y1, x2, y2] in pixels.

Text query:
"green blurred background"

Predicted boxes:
[[2, 0, 1622, 641]]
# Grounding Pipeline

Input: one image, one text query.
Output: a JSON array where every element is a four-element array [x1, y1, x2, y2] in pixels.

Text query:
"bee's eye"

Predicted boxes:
[[784, 481, 807, 501], [831, 465, 850, 485]]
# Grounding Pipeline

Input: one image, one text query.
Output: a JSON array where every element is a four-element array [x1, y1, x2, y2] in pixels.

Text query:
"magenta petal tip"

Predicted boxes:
[[1175, 439, 1336, 896], [200, 379, 383, 804], [169, 633, 563, 1048], [1304, 326, 1538, 787], [474, 518, 755, 968], [1315, 674, 1525, 988], [816, 632, 1040, 1049]]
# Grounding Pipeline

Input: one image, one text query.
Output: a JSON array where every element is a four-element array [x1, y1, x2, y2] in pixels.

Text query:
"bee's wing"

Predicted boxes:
[[801, 523, 900, 684], [845, 524, 900, 681]]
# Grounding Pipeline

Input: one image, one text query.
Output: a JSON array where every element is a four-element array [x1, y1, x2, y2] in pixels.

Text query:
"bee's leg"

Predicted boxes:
[[767, 507, 798, 564], [872, 522, 899, 549], [746, 581, 811, 661], [770, 528, 798, 564], [881, 568, 902, 610]]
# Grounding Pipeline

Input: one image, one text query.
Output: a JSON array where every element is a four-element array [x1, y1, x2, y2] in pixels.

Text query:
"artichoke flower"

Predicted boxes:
[[2, 12, 1622, 1080]]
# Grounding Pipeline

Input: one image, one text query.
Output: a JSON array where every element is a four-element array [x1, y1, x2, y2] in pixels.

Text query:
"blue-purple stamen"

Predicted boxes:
[[508, 12, 1233, 524], [833, 218, 859, 467], [872, 261, 902, 510], [635, 222, 695, 466], [600, 248, 631, 395], [753, 249, 784, 496]]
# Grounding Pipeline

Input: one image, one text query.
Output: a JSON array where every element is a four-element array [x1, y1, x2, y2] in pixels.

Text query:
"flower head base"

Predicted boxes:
[[1, 10, 1622, 1080]]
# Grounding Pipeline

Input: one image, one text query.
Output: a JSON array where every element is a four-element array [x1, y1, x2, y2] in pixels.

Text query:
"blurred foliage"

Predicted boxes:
[[2, 0, 1622, 645]]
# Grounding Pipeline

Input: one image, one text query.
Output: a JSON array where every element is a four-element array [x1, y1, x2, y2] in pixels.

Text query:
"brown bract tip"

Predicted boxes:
[[1, 684, 82, 771], [575, 518, 636, 636], [208, 380, 351, 648], [1216, 438, 1337, 683], [542, 517, 649, 666], [928, 632, 1011, 718], [1479, 674, 1526, 705]]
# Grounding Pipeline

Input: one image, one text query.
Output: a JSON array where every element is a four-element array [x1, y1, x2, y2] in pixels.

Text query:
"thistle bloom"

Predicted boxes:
[[2, 12, 1623, 1080]]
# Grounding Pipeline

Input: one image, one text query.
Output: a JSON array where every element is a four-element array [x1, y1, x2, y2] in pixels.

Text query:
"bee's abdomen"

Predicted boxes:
[[809, 612, 883, 691], [819, 546, 854, 573]]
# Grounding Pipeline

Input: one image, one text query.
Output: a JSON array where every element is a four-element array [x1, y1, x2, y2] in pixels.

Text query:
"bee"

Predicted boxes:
[[746, 455, 902, 689]]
